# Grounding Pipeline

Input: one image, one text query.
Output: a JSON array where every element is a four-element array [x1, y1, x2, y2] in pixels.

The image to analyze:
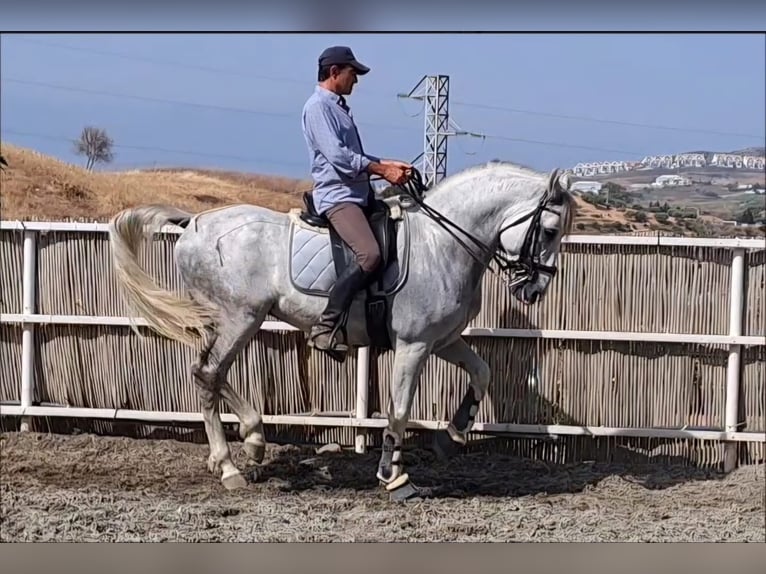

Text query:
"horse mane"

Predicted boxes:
[[423, 159, 578, 235]]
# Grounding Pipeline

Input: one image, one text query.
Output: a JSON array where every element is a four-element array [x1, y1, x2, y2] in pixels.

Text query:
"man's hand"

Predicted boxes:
[[368, 160, 411, 186], [381, 159, 412, 170], [381, 164, 410, 185]]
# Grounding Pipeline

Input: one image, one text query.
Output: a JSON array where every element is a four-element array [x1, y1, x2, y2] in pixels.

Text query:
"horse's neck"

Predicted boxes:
[[420, 176, 538, 247]]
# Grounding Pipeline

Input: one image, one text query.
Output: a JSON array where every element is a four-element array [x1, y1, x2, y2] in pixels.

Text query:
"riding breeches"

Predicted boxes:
[[325, 202, 381, 274]]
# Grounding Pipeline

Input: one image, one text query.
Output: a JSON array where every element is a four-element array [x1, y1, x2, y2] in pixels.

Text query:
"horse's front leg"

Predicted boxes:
[[431, 337, 491, 461], [376, 339, 433, 502]]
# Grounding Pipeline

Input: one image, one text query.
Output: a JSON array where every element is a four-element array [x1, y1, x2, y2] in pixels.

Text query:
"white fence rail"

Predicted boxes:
[[1, 221, 764, 470]]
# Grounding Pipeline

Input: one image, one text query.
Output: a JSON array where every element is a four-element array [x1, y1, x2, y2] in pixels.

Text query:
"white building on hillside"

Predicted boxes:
[[651, 175, 692, 188], [570, 181, 602, 194]]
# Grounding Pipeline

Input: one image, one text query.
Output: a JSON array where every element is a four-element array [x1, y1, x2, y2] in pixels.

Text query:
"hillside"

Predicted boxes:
[[0, 144, 312, 222], [0, 144, 761, 238]]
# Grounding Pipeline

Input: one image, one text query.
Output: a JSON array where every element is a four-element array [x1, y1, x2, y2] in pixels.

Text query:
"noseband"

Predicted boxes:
[[397, 167, 563, 288]]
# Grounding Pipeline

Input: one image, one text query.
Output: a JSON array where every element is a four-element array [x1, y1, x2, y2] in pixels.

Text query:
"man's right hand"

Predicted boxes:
[[381, 164, 409, 186], [368, 161, 410, 186]]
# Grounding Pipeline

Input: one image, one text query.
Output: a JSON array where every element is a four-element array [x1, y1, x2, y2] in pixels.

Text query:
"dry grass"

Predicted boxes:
[[0, 144, 311, 222], [0, 143, 696, 234]]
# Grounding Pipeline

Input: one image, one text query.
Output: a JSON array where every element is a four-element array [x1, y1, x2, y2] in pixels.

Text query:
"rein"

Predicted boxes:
[[395, 168, 559, 288]]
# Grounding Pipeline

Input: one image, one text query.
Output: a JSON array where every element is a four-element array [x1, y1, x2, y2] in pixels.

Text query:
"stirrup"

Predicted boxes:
[[308, 320, 348, 354], [308, 331, 349, 364]]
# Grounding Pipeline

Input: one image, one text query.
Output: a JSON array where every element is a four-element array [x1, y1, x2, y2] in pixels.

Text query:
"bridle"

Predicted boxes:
[[395, 167, 565, 289]]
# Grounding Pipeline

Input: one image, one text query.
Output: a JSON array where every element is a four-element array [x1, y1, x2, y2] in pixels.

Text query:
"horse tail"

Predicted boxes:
[[108, 204, 216, 349]]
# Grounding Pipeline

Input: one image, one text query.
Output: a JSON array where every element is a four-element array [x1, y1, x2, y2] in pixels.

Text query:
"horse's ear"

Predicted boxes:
[[556, 171, 571, 194], [546, 168, 559, 195], [547, 168, 571, 199]]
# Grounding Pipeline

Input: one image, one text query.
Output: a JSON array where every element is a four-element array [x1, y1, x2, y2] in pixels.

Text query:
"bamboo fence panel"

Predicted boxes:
[[0, 228, 763, 466]]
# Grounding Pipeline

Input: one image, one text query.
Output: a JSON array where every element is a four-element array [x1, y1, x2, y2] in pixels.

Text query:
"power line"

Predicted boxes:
[[1, 78, 417, 134], [451, 100, 765, 141], [3, 36, 407, 109], [3, 77, 645, 159], [1, 128, 309, 169], [5, 36, 306, 85], [480, 133, 647, 158], [5, 75, 756, 164], [7, 35, 760, 141]]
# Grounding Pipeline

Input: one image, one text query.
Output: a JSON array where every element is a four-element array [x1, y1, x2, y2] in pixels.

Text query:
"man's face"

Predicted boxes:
[[333, 65, 359, 95]]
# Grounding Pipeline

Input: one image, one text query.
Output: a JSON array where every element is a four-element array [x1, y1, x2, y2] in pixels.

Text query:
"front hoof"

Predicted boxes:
[[221, 469, 248, 491], [432, 430, 461, 463]]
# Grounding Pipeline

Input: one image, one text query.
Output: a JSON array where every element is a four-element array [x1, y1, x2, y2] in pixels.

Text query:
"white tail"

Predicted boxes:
[[108, 204, 216, 348]]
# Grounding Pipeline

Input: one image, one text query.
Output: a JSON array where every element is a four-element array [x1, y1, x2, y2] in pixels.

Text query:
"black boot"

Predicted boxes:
[[308, 261, 371, 362]]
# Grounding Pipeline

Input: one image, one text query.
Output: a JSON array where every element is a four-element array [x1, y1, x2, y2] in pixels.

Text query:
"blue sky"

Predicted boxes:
[[1, 33, 764, 179]]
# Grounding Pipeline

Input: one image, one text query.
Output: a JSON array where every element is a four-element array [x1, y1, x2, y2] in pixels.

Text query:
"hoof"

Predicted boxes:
[[221, 469, 248, 491], [383, 473, 434, 503], [432, 430, 461, 463], [243, 441, 266, 465], [244, 464, 262, 483]]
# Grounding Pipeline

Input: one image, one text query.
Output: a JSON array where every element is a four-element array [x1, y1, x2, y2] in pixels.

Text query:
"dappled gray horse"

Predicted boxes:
[[108, 161, 576, 501]]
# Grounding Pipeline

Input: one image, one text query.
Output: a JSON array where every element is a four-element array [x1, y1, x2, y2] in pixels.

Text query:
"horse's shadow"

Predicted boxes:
[[252, 291, 760, 500]]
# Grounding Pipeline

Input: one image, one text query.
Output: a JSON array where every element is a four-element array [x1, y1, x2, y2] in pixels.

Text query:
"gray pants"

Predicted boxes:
[[326, 202, 381, 274]]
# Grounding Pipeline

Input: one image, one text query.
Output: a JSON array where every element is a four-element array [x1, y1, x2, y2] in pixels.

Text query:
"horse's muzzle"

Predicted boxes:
[[512, 282, 540, 306]]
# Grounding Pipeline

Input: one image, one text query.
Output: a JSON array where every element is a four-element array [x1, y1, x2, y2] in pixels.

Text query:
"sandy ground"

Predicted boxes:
[[1, 431, 764, 542]]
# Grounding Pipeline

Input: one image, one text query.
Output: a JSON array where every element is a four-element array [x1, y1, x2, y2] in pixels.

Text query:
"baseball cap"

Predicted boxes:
[[318, 46, 370, 75]]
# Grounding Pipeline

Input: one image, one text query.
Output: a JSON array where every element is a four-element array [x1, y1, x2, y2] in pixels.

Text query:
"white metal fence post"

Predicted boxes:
[[723, 247, 746, 472], [19, 229, 38, 432], [355, 346, 370, 453]]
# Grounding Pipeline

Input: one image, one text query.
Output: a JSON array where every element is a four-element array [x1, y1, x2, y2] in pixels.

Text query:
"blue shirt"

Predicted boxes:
[[301, 85, 379, 215]]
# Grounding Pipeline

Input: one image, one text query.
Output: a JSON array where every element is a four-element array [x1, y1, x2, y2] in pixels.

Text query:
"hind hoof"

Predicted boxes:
[[432, 430, 461, 463], [244, 441, 266, 464], [388, 480, 433, 503], [221, 469, 248, 491], [383, 473, 433, 503]]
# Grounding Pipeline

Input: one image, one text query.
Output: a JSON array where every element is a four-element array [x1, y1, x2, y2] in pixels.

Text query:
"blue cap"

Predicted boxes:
[[318, 46, 370, 75]]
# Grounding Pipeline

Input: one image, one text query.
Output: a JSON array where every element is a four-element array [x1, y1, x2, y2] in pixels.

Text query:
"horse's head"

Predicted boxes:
[[497, 169, 575, 305]]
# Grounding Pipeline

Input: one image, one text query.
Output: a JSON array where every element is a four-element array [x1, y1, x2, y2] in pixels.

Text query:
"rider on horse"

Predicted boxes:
[[301, 45, 412, 356]]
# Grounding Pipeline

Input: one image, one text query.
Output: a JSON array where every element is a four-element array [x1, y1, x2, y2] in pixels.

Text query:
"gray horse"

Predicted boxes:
[[107, 161, 576, 501]]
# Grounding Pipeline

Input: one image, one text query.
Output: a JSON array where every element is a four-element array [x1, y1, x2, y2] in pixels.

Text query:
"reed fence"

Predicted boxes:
[[0, 221, 764, 471]]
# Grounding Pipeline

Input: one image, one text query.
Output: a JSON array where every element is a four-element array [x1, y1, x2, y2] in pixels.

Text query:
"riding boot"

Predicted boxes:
[[308, 261, 371, 359]]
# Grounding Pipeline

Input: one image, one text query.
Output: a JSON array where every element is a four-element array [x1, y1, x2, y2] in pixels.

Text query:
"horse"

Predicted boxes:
[[107, 161, 576, 502]]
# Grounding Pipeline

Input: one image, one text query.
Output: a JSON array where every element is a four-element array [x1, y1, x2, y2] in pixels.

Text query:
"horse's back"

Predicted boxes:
[[176, 203, 289, 266], [191, 203, 290, 229]]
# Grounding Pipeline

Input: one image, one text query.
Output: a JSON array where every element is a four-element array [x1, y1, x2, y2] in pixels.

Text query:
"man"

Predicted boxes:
[[301, 45, 411, 356]]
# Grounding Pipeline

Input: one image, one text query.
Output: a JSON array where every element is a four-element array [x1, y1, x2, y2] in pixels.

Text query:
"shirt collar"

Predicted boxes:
[[315, 85, 350, 110]]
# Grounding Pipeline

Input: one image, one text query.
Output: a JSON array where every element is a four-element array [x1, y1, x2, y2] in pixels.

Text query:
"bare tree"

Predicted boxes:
[[74, 126, 114, 171]]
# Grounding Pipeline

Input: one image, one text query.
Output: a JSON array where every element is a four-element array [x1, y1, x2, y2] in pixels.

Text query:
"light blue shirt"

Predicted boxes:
[[301, 85, 380, 215]]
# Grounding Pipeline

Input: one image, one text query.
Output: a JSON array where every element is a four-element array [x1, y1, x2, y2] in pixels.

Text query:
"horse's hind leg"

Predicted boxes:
[[192, 308, 266, 490]]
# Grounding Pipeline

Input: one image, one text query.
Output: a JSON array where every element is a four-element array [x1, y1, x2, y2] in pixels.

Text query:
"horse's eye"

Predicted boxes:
[[543, 228, 558, 240]]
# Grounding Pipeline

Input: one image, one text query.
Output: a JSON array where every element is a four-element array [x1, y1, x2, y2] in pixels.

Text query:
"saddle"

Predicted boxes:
[[294, 191, 406, 349], [300, 192, 397, 277]]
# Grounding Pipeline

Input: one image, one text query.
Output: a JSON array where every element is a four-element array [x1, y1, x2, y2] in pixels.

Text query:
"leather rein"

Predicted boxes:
[[395, 167, 562, 288]]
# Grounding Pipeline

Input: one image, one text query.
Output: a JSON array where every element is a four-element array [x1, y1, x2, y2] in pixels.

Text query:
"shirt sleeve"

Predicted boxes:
[[303, 102, 372, 178]]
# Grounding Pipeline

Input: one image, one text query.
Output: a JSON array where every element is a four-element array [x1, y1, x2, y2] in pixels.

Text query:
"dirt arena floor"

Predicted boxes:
[[1, 431, 764, 542]]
